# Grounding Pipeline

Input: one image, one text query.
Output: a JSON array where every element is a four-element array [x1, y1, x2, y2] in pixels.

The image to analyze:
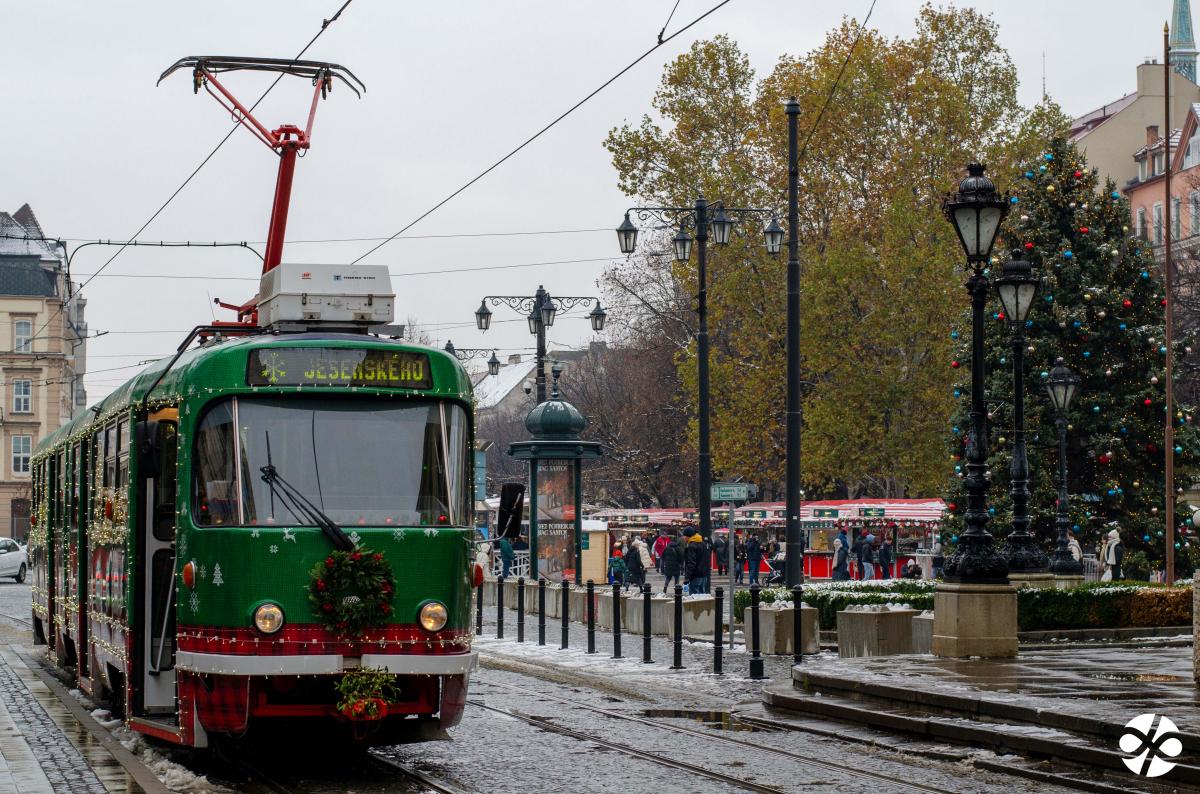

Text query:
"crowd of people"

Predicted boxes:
[[608, 529, 788, 593]]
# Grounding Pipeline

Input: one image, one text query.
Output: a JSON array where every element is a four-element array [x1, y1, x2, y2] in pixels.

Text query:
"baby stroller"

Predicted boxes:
[[764, 554, 785, 586]]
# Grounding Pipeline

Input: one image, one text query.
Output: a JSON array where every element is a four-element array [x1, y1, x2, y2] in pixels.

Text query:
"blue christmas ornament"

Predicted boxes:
[[1120, 426, 1128, 434], [1177, 542, 1182, 549], [950, 330, 959, 340], [1141, 270, 1150, 279], [1072, 320, 1081, 328], [999, 357, 1007, 365], [1064, 250, 1073, 259], [1083, 350, 1091, 358], [1176, 445, 1183, 453], [953, 389, 962, 397], [1120, 323, 1127, 330], [1025, 171, 1034, 179], [1108, 489, 1117, 496], [1045, 294, 1054, 303], [992, 312, 999, 320], [1161, 346, 1169, 354], [951, 535, 958, 543], [1072, 524, 1080, 531], [1040, 371, 1049, 378], [1044, 153, 1054, 160], [1111, 191, 1120, 199], [1143, 534, 1151, 542], [952, 426, 961, 434], [1010, 196, 1019, 204], [1093, 405, 1101, 413], [954, 465, 962, 473], [1025, 319, 1033, 328], [1039, 165, 1048, 173], [988, 507, 996, 515]]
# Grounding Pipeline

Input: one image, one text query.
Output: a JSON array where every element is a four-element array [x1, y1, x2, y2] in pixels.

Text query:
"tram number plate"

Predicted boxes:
[[246, 348, 433, 389]]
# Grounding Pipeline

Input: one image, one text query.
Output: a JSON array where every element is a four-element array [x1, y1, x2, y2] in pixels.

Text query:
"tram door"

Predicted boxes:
[[140, 417, 178, 713]]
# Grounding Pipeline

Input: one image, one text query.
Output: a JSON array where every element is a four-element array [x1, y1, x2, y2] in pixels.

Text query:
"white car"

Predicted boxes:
[[0, 539, 27, 583]]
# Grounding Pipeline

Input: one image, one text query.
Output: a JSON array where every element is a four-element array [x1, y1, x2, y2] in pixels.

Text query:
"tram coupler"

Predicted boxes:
[[749, 584, 765, 680], [517, 576, 526, 643], [671, 585, 684, 670]]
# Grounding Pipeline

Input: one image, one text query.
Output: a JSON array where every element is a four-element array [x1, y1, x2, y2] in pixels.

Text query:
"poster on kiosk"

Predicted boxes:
[[536, 460, 576, 581]]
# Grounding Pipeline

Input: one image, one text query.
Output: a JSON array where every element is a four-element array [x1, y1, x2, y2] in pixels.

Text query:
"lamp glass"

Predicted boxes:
[[952, 206, 980, 257], [616, 213, 638, 254], [488, 352, 500, 376], [527, 309, 538, 335], [475, 301, 492, 331], [673, 227, 693, 262], [764, 219, 784, 255], [541, 300, 556, 328], [977, 206, 1004, 258], [589, 302, 607, 332], [710, 207, 733, 245]]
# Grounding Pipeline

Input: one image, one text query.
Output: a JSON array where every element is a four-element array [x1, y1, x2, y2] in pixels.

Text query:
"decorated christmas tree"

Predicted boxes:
[[943, 136, 1200, 568]]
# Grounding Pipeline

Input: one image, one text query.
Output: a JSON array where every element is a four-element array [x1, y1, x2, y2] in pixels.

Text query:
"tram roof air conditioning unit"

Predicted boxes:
[[258, 263, 395, 329]]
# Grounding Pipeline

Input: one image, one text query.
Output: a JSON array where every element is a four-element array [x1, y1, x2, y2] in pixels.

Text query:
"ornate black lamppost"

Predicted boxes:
[[1045, 358, 1083, 574], [474, 287, 606, 403], [617, 201, 782, 540], [994, 251, 1047, 572], [942, 164, 1010, 583], [444, 340, 501, 376]]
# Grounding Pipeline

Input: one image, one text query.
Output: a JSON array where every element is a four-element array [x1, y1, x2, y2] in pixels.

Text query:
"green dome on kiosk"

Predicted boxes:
[[525, 394, 586, 440]]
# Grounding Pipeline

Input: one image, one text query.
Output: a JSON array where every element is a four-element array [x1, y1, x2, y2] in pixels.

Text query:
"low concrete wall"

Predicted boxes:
[[667, 596, 718, 640], [836, 608, 917, 657], [596, 591, 633, 631], [743, 605, 819, 655], [625, 594, 674, 636], [911, 611, 934, 654]]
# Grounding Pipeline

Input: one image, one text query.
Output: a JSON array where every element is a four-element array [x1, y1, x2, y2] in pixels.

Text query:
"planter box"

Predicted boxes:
[[596, 591, 634, 631], [912, 611, 934, 654], [742, 605, 818, 655], [666, 596, 718, 640], [836, 608, 918, 657], [625, 594, 674, 636]]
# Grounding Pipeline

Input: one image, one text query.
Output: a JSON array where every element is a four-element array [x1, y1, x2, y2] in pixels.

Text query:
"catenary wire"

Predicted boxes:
[[348, 0, 734, 265], [29, 0, 354, 344]]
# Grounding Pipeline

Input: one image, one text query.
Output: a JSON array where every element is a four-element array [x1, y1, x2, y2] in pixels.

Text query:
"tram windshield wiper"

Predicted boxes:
[[259, 432, 354, 551]]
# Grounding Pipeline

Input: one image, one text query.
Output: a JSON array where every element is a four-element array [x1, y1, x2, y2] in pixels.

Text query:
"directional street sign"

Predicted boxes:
[[711, 482, 750, 502]]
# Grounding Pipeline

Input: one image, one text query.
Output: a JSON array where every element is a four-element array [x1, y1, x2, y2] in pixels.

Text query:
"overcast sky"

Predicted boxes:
[[0, 1, 1187, 400]]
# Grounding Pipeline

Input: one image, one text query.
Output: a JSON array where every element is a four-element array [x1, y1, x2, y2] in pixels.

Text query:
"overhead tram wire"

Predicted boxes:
[[29, 0, 354, 345], [348, 0, 735, 265], [5, 227, 611, 246]]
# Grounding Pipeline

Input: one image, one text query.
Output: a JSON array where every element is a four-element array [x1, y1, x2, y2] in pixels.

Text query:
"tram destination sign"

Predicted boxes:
[[246, 348, 432, 389]]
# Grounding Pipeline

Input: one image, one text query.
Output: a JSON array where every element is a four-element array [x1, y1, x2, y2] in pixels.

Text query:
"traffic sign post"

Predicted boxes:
[[711, 482, 753, 649], [711, 482, 750, 502]]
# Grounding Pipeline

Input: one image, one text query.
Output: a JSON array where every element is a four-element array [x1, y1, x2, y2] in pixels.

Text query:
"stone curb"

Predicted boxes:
[[20, 653, 169, 794]]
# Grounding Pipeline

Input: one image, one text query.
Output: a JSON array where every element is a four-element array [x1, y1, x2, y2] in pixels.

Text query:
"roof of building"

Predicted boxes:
[[472, 358, 536, 411], [0, 259, 57, 297], [1069, 91, 1138, 141], [0, 206, 60, 263]]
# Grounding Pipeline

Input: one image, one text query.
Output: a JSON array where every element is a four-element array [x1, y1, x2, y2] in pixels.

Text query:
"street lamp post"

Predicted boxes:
[[617, 200, 782, 541], [1045, 358, 1083, 574], [783, 97, 803, 587], [474, 287, 606, 403], [444, 340, 501, 376], [994, 251, 1047, 572], [942, 163, 1010, 583]]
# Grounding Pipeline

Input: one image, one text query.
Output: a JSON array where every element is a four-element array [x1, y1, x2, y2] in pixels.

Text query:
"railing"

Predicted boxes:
[[492, 551, 530, 580]]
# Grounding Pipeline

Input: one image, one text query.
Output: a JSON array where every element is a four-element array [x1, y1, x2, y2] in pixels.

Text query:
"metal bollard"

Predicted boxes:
[[496, 576, 505, 640], [586, 580, 596, 654], [476, 578, 484, 636], [749, 584, 765, 679], [517, 576, 526, 643], [714, 587, 724, 675], [561, 580, 570, 649], [612, 582, 623, 659], [792, 584, 803, 665], [538, 579, 546, 646], [671, 584, 684, 669], [642, 584, 653, 664]]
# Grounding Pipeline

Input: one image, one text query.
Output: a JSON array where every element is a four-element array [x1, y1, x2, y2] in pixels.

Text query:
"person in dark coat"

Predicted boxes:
[[683, 533, 711, 594], [661, 534, 684, 592], [746, 535, 762, 585], [832, 535, 850, 581], [623, 542, 645, 590], [878, 537, 893, 580], [714, 533, 729, 576], [734, 538, 747, 584]]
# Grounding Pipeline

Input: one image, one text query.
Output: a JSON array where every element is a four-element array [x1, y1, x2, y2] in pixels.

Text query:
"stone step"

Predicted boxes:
[[765, 683, 1200, 788]]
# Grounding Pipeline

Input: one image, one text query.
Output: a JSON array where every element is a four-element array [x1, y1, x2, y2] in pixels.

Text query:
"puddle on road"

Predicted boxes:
[[1087, 672, 1187, 683], [640, 709, 766, 732]]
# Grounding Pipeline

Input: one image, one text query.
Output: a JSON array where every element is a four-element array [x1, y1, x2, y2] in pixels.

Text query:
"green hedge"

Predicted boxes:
[[729, 580, 1192, 631]]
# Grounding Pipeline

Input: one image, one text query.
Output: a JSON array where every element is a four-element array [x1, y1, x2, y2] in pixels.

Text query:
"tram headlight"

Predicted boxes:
[[418, 601, 448, 633], [253, 603, 285, 635]]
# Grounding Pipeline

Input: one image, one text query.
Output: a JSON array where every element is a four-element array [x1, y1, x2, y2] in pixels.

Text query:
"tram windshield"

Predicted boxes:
[[193, 397, 470, 528]]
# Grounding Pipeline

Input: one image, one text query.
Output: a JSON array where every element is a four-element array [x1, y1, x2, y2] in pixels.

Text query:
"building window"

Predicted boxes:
[[1154, 202, 1164, 245], [1187, 135, 1200, 169], [1155, 152, 1166, 174], [12, 380, 31, 414], [1139, 160, 1148, 182], [1174, 197, 1183, 240], [74, 380, 86, 407], [1138, 207, 1148, 240], [12, 436, 31, 475], [13, 320, 31, 354]]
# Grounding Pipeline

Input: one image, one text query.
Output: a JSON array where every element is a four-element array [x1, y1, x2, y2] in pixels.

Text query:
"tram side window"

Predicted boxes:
[[117, 419, 129, 491], [72, 443, 82, 527], [104, 425, 117, 488], [194, 402, 236, 526], [152, 422, 178, 540]]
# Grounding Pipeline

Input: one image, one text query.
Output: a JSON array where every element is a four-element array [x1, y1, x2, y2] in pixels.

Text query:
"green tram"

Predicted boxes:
[[30, 332, 479, 747]]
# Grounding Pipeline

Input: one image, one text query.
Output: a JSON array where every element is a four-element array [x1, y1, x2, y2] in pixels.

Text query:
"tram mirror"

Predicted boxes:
[[497, 483, 525, 540]]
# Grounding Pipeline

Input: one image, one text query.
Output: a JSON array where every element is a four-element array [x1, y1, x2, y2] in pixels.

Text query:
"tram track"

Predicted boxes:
[[467, 698, 784, 793], [227, 749, 468, 794], [478, 679, 948, 794]]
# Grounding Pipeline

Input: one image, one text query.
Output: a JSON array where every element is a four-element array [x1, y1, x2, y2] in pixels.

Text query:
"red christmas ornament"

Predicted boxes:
[[1080, 226, 1089, 233], [1144, 398, 1153, 406], [1074, 170, 1083, 178], [1162, 298, 1169, 307], [1024, 242, 1035, 250], [1123, 299, 1133, 308], [997, 312, 1006, 321], [951, 361, 961, 369], [948, 503, 957, 512]]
